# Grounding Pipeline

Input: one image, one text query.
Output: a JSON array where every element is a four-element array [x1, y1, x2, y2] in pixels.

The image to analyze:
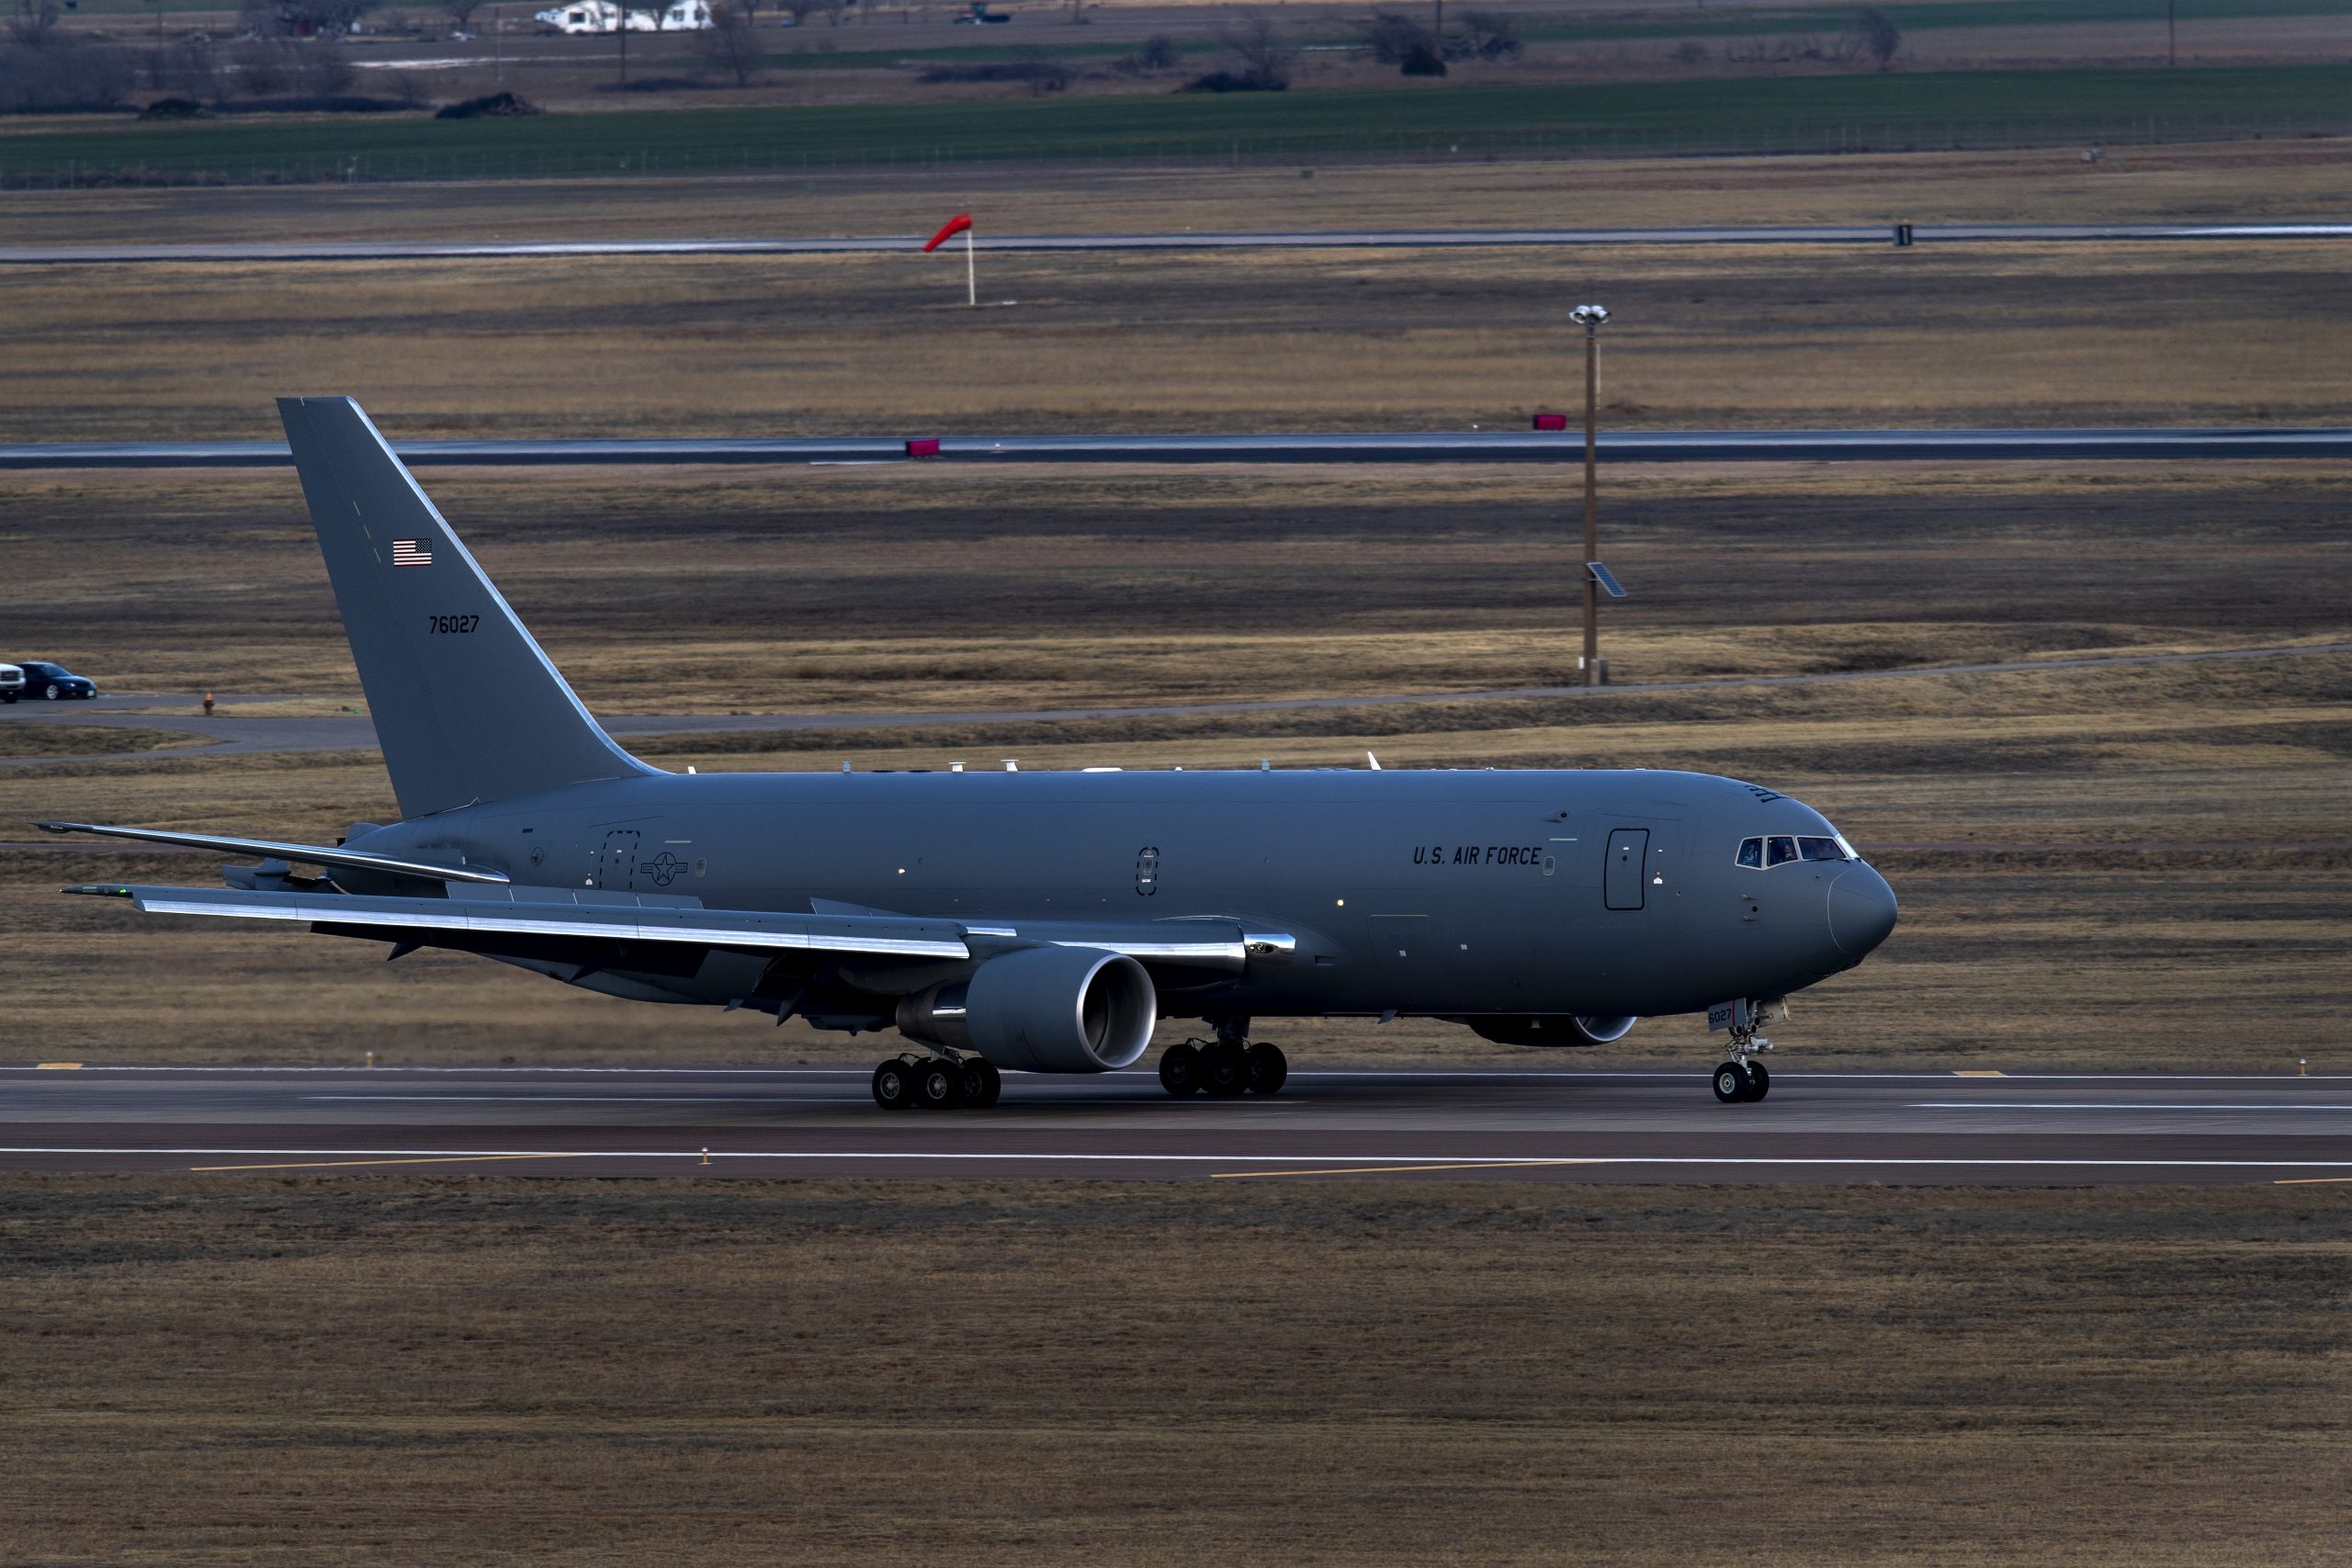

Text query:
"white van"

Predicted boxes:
[[0, 663, 22, 703], [536, 0, 709, 30]]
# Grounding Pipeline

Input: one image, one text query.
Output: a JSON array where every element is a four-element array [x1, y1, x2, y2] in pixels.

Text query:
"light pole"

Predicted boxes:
[[1570, 303, 1611, 685]]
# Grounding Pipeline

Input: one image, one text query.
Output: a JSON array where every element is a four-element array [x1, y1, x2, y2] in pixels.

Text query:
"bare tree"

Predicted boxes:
[[238, 0, 377, 37], [1216, 13, 1295, 88], [439, 0, 484, 30], [1852, 6, 1899, 68], [6, 0, 61, 42], [697, 0, 763, 81]]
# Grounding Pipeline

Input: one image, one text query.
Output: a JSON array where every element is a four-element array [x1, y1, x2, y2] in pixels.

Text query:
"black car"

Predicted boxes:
[[17, 661, 97, 700]]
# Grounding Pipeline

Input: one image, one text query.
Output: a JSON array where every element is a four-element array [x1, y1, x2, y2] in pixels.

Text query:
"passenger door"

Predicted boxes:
[[1604, 828, 1650, 911]]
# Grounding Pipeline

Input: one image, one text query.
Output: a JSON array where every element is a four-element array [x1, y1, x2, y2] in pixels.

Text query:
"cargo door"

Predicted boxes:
[[594, 829, 641, 891]]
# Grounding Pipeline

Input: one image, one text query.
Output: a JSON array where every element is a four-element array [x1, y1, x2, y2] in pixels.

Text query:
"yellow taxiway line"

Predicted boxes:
[[2274, 1176, 2352, 1186]]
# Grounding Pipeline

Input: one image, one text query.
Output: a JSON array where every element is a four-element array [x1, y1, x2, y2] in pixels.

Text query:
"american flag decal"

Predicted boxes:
[[391, 539, 434, 569]]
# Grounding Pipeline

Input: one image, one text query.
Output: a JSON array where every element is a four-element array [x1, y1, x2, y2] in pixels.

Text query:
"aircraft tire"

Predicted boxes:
[[873, 1058, 917, 1111], [961, 1059, 1002, 1108], [1201, 1042, 1249, 1098], [1159, 1042, 1203, 1097], [1748, 1063, 1770, 1101], [1244, 1042, 1288, 1096], [912, 1057, 964, 1110], [1712, 1062, 1754, 1104]]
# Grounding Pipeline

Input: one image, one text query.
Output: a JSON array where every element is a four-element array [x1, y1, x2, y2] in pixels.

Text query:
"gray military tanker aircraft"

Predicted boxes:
[[41, 398, 1895, 1107]]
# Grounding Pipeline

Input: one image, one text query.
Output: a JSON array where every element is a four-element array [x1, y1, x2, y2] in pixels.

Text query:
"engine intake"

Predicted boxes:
[[897, 945, 1157, 1073], [1461, 1014, 1639, 1048]]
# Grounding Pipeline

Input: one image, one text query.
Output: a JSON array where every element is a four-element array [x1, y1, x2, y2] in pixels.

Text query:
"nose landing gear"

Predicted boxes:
[[1707, 998, 1781, 1103]]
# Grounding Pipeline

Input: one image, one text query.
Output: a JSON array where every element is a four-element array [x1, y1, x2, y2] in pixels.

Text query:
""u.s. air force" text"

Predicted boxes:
[[1412, 843, 1545, 867]]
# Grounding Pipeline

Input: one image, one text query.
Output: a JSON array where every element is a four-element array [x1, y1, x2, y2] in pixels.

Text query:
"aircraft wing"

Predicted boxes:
[[62, 882, 1271, 971], [36, 820, 509, 886]]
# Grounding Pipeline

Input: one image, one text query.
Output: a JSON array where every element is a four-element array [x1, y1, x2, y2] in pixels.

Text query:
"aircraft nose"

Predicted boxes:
[[1828, 863, 1898, 958]]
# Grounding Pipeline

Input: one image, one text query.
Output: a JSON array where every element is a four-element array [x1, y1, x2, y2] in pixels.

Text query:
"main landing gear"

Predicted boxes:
[[872, 1051, 1002, 1111], [1712, 1021, 1773, 1104], [1159, 1020, 1288, 1099]]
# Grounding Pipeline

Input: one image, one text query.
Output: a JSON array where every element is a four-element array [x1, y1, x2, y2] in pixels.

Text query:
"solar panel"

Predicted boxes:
[[1587, 560, 1628, 599]]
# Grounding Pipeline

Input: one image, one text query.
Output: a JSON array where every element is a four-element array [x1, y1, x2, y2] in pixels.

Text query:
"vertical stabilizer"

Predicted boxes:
[[277, 397, 658, 818]]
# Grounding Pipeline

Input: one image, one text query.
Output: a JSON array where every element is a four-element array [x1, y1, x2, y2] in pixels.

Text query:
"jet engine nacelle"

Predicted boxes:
[[1463, 1014, 1639, 1048], [896, 945, 1158, 1073]]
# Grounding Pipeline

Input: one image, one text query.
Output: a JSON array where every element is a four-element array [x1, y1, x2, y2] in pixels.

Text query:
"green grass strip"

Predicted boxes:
[[5, 63, 2348, 182]]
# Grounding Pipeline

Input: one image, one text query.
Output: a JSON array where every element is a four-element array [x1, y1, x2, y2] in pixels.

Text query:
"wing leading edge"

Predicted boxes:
[[63, 882, 1270, 971]]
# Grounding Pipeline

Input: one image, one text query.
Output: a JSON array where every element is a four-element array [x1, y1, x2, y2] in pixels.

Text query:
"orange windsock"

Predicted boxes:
[[922, 212, 974, 253]]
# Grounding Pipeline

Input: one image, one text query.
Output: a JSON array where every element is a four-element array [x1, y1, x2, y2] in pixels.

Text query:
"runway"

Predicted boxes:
[[5, 222, 2350, 265], [4, 641, 2344, 769], [9, 426, 2352, 469], [5, 1065, 2347, 1184]]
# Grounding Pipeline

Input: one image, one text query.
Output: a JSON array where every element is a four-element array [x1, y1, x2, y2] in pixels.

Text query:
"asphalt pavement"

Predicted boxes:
[[4, 1064, 2346, 1185], [4, 642, 2344, 770], [9, 426, 2352, 468], [5, 222, 2351, 265]]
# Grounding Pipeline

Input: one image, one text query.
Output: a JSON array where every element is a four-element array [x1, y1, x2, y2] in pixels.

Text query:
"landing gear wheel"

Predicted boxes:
[[872, 1058, 916, 1111], [1159, 1042, 1204, 1097], [960, 1059, 1002, 1109], [1244, 1042, 1289, 1096], [911, 1057, 964, 1110], [1747, 1062, 1770, 1101], [1713, 1061, 1755, 1104], [1200, 1041, 1249, 1098]]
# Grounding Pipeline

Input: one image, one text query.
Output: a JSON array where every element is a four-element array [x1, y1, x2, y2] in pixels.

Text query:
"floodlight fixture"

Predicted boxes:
[[1569, 304, 1611, 330]]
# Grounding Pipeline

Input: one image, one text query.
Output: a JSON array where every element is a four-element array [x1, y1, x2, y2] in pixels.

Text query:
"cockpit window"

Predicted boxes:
[[1739, 834, 1854, 868]]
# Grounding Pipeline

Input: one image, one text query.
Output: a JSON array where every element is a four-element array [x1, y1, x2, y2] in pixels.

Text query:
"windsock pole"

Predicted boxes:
[[923, 212, 978, 306]]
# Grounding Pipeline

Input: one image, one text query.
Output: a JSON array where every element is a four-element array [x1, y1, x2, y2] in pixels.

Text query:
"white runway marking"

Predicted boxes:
[[14, 1065, 2352, 1082], [7, 1146, 2352, 1173], [300, 1094, 854, 1103], [1911, 1101, 2352, 1112]]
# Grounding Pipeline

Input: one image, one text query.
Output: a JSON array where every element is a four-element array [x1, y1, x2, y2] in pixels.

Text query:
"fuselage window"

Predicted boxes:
[[1736, 837, 1764, 869], [1764, 835, 1799, 867]]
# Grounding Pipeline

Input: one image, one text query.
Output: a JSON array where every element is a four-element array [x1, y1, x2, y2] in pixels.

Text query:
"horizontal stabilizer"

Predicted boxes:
[[36, 820, 509, 886]]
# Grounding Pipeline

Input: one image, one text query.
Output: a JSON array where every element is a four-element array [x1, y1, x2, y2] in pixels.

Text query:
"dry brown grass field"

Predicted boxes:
[[4, 461, 2345, 1071], [13, 141, 2352, 247], [4, 1176, 2347, 1565], [2, 143, 2349, 1565], [9, 232, 2350, 442]]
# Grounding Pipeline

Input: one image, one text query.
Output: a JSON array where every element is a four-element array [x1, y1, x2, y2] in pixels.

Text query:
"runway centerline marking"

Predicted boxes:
[[189, 1153, 583, 1172], [1214, 1158, 1608, 1179]]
